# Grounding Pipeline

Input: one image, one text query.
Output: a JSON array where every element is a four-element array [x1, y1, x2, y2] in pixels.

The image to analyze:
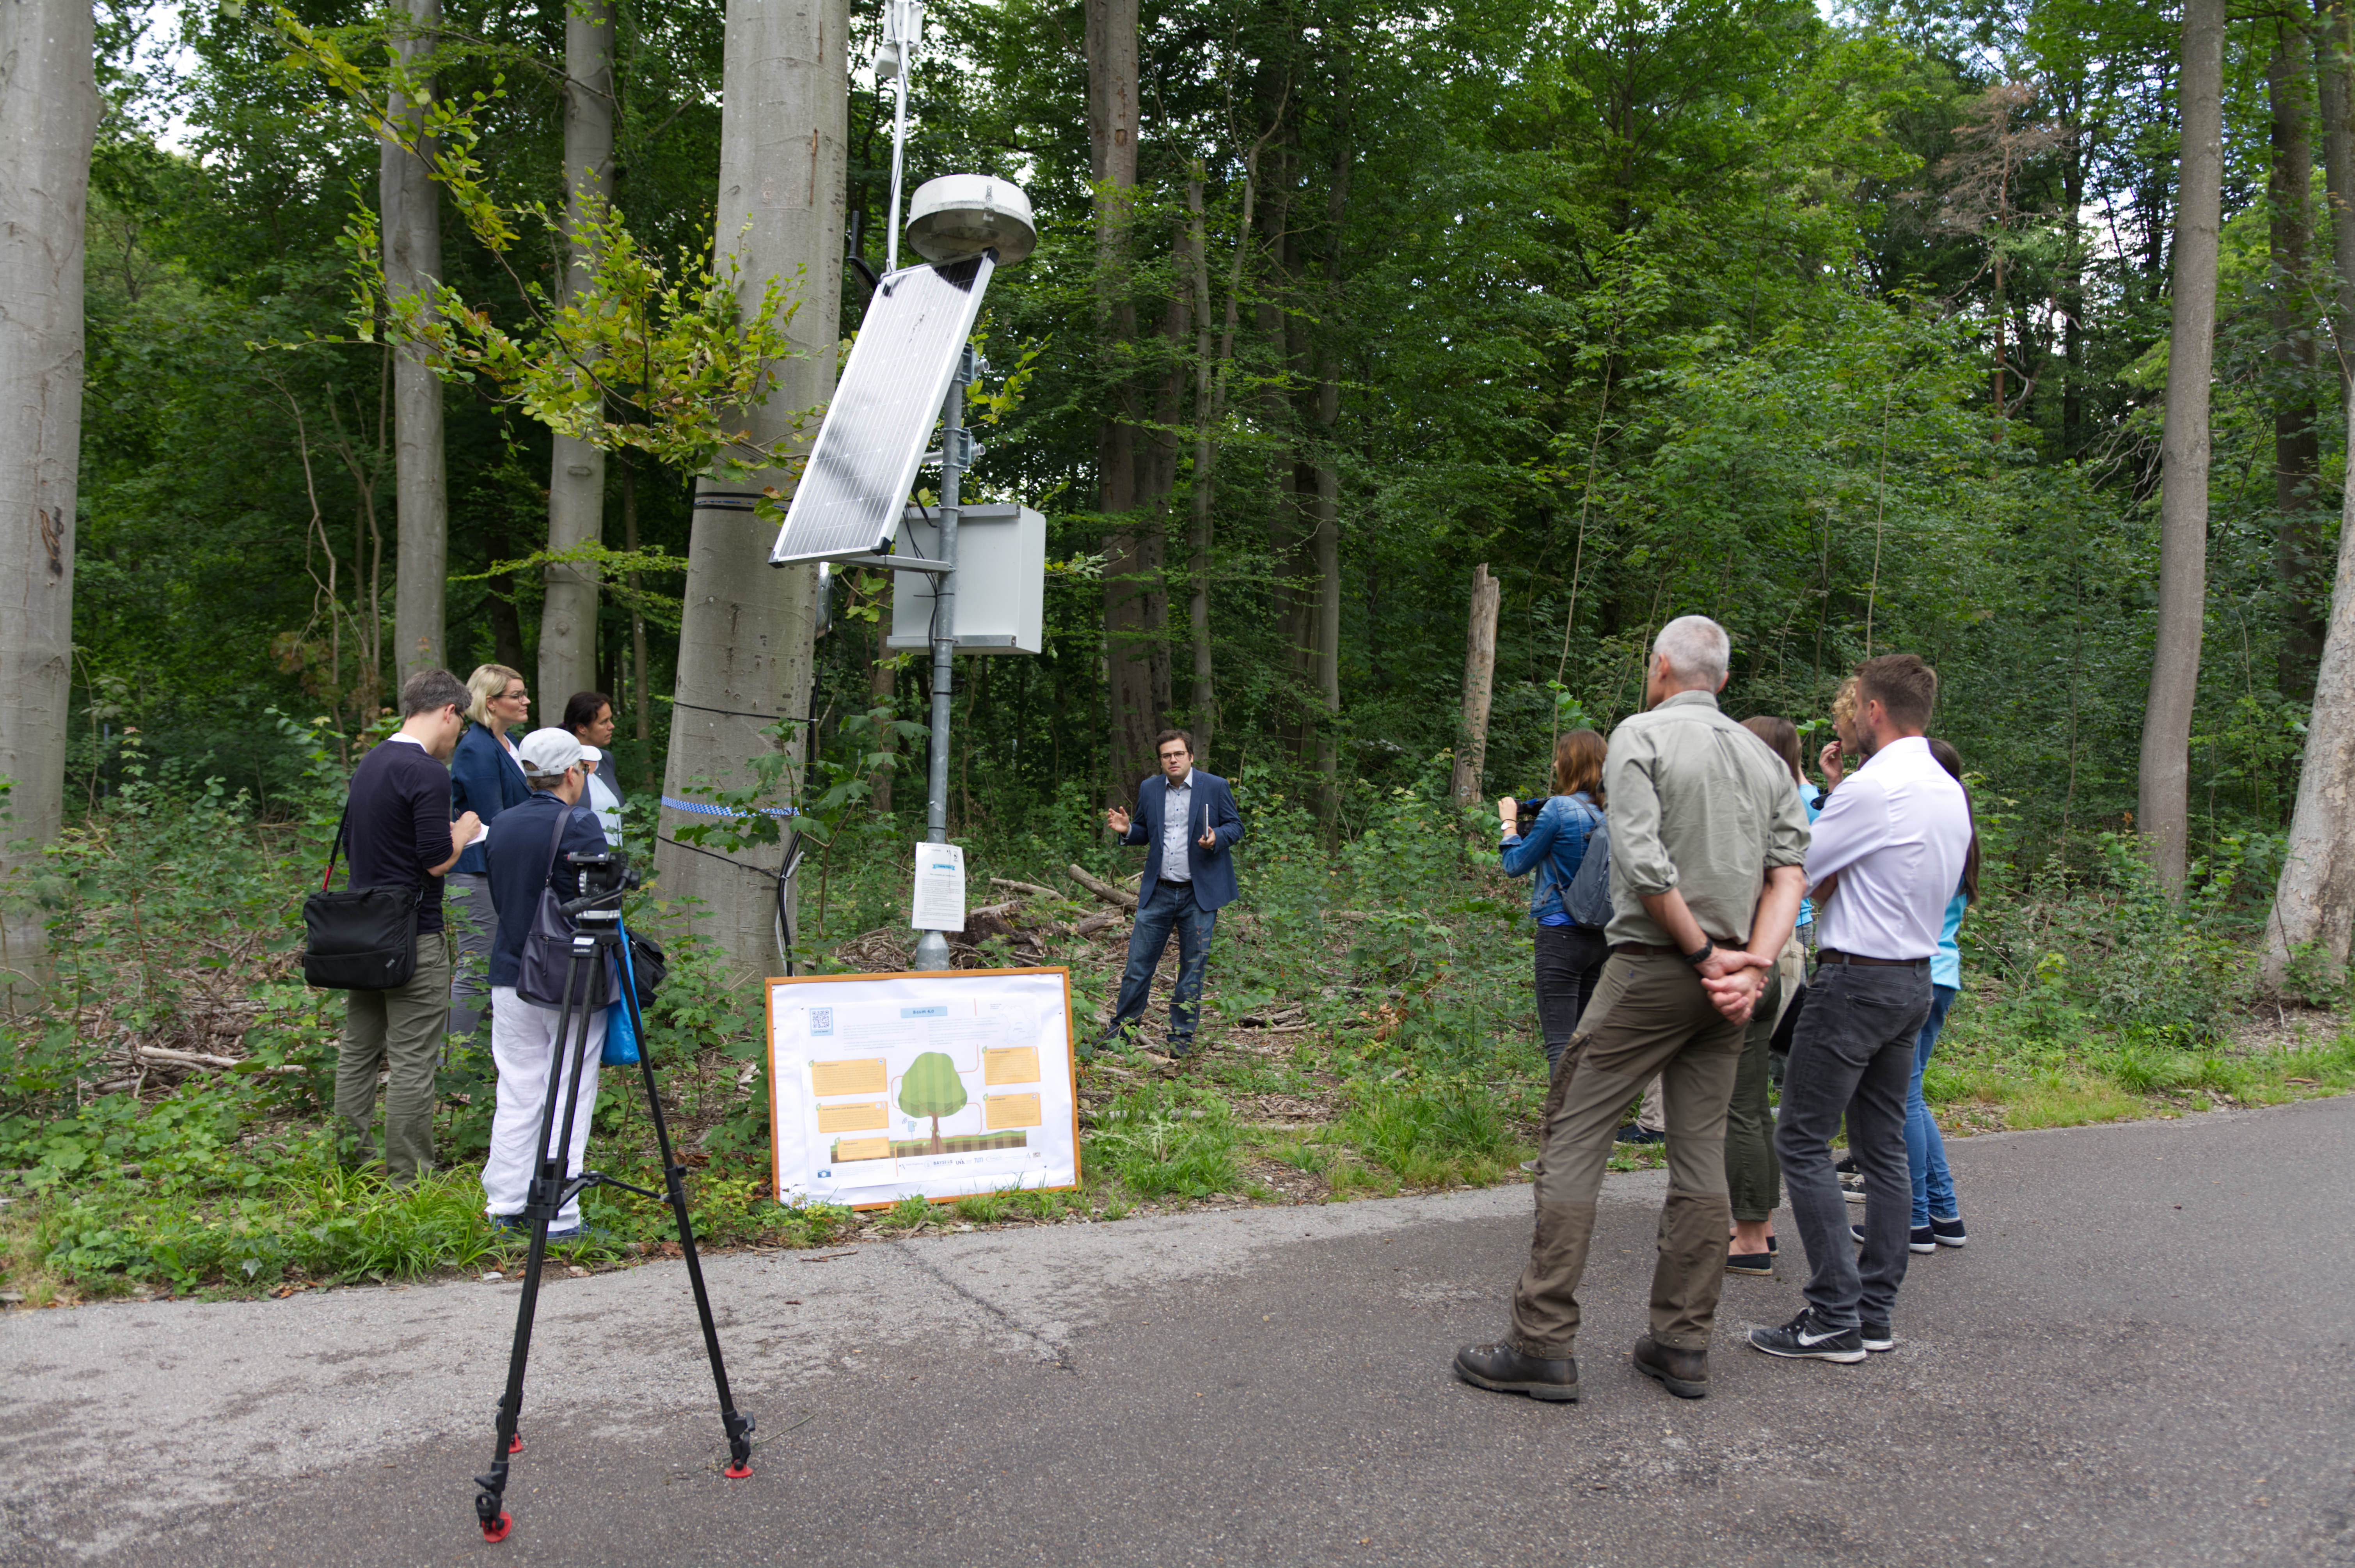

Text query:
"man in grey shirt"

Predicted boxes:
[[1455, 615, 1809, 1405]]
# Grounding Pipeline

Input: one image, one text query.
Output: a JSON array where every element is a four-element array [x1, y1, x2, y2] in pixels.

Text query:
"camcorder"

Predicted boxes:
[[560, 850, 640, 920], [1512, 795, 1548, 822]]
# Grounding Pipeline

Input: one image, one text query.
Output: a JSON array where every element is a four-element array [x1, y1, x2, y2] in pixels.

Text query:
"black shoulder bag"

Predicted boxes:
[[302, 802, 423, 991], [517, 806, 611, 1011]]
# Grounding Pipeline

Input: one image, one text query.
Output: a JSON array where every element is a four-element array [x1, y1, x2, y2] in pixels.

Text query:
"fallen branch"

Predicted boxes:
[[1066, 864, 1138, 910], [135, 1045, 304, 1076], [989, 878, 1062, 900], [1075, 910, 1122, 938]]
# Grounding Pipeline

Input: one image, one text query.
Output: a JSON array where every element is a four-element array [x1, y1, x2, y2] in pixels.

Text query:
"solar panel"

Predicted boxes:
[[769, 254, 995, 566]]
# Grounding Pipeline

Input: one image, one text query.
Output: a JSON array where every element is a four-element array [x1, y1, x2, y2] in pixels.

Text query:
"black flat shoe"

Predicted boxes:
[[1724, 1249, 1774, 1277], [1453, 1341, 1581, 1402]]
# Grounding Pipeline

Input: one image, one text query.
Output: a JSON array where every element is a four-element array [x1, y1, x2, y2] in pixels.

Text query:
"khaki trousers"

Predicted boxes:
[[333, 931, 451, 1183], [1510, 951, 1746, 1356]]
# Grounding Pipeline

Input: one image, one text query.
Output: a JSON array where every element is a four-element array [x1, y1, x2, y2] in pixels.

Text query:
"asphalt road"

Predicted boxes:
[[4, 1096, 2350, 1568]]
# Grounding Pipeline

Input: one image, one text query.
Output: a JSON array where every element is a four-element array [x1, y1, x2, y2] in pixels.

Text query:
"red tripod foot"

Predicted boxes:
[[724, 1461, 753, 1479], [481, 1512, 513, 1543], [508, 1432, 524, 1454]]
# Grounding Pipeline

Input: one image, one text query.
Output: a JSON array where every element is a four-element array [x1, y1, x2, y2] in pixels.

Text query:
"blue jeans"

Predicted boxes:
[[1100, 880, 1218, 1053], [1906, 984, 1959, 1228]]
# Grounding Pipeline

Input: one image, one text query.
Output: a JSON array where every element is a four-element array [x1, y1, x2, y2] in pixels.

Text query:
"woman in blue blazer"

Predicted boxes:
[[445, 664, 533, 1043]]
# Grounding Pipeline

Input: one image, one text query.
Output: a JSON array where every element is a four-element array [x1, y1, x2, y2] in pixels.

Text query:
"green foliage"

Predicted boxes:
[[1088, 1082, 1244, 1199]]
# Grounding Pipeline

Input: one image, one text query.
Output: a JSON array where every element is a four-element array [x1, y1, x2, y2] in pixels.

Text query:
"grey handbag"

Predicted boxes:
[[515, 806, 611, 1011]]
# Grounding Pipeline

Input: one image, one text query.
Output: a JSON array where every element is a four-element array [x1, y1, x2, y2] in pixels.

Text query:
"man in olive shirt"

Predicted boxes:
[[1455, 616, 1809, 1404]]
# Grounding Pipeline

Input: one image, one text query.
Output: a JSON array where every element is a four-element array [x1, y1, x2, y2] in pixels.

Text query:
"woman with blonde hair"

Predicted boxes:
[[445, 664, 533, 1043], [1497, 728, 1609, 1076]]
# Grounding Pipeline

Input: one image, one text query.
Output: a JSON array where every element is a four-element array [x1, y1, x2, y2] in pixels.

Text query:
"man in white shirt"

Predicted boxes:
[[1745, 654, 1972, 1366]]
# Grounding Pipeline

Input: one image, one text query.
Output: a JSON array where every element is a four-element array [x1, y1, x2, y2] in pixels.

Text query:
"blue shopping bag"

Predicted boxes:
[[601, 924, 645, 1066]]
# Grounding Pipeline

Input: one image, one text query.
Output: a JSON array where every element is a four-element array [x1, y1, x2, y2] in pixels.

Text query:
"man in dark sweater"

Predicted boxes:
[[333, 669, 480, 1182]]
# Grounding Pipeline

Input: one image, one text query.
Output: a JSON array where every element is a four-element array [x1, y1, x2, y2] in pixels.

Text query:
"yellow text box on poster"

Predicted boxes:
[[832, 1136, 892, 1163], [812, 1058, 887, 1097], [984, 1093, 1042, 1130], [984, 1046, 1040, 1086], [815, 1101, 889, 1134]]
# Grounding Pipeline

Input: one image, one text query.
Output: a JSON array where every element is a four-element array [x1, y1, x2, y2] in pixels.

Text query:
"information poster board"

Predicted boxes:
[[765, 967, 1079, 1209]]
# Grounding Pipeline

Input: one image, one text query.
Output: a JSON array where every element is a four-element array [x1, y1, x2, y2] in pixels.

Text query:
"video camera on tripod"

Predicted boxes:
[[472, 840, 750, 1544]]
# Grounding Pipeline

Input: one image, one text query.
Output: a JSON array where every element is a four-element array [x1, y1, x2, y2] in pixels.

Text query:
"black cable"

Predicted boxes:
[[670, 699, 804, 724], [657, 834, 783, 880]]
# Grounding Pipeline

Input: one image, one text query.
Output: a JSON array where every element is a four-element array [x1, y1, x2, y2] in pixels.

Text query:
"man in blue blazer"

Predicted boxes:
[[1097, 729, 1244, 1059]]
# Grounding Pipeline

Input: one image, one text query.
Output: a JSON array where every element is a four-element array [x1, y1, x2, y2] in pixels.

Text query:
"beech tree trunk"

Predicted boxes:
[[538, 0, 615, 705], [1309, 64, 1351, 824], [2137, 0, 2224, 892], [1087, 0, 1158, 799], [659, 0, 846, 984], [1449, 564, 1501, 811], [382, 0, 446, 677], [2272, 25, 2325, 697], [2269, 0, 2355, 983], [0, 0, 97, 996]]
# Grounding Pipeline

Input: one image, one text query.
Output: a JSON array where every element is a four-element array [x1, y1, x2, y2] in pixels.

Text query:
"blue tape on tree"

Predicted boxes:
[[660, 795, 798, 818]]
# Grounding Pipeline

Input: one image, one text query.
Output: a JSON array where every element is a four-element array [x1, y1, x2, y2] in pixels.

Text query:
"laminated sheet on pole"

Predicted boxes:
[[768, 254, 995, 566], [765, 967, 1079, 1208]]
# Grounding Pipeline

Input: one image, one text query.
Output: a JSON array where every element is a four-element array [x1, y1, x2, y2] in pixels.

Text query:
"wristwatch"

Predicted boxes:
[[1682, 940, 1714, 969]]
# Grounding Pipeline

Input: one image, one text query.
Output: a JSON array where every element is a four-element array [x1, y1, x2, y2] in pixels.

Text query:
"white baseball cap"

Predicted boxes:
[[577, 744, 603, 764], [515, 727, 584, 780]]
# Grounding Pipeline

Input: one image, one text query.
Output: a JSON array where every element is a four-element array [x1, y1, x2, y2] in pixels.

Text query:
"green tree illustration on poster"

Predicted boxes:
[[899, 1052, 969, 1156]]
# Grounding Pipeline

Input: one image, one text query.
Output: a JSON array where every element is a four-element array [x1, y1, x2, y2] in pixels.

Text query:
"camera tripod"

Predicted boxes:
[[472, 892, 754, 1543]]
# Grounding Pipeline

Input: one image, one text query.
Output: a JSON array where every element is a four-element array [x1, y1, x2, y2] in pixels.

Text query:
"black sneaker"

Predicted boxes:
[[1748, 1307, 1865, 1363], [1849, 1222, 1936, 1253], [1833, 1155, 1859, 1175], [1615, 1125, 1666, 1146], [1860, 1319, 1895, 1353], [1841, 1172, 1868, 1204], [1931, 1215, 1967, 1247]]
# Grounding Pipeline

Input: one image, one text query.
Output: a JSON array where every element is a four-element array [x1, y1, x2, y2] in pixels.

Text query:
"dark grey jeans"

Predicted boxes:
[[1532, 923, 1610, 1075], [1775, 960, 1931, 1329]]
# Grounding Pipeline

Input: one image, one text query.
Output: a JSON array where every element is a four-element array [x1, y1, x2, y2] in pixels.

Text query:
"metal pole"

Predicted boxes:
[[911, 350, 968, 971], [884, 2, 911, 273]]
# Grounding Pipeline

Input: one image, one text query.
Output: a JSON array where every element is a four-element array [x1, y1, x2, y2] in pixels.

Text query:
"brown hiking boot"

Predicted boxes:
[[1453, 1341, 1581, 1402], [1632, 1334, 1709, 1399]]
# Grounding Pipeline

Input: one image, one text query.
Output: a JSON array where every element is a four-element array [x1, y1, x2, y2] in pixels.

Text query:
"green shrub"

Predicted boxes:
[[1088, 1081, 1243, 1198]]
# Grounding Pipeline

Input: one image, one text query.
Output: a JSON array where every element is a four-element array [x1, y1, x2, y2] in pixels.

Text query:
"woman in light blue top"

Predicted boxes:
[[1497, 729, 1607, 1075], [1906, 738, 1979, 1251]]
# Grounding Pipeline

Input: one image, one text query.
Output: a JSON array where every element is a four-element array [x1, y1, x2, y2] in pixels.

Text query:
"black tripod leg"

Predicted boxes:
[[473, 946, 595, 1542], [624, 975, 755, 1477]]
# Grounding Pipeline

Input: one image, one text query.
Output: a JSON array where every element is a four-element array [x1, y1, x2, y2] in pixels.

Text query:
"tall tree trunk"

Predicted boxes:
[[0, 0, 97, 996], [2060, 81, 2086, 458], [1181, 148, 1264, 761], [1087, 0, 1156, 800], [2270, 0, 2355, 981], [538, 0, 615, 705], [659, 0, 846, 984], [1309, 53, 1352, 823], [1449, 564, 1501, 811], [622, 451, 648, 745], [2272, 23, 2327, 697], [2137, 0, 2224, 892], [383, 0, 446, 677]]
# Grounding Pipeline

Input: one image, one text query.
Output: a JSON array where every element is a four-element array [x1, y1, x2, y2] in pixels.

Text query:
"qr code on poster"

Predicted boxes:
[[809, 1006, 835, 1036]]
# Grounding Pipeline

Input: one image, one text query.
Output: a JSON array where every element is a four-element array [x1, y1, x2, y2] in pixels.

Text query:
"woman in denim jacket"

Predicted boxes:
[[1496, 729, 1607, 1075]]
